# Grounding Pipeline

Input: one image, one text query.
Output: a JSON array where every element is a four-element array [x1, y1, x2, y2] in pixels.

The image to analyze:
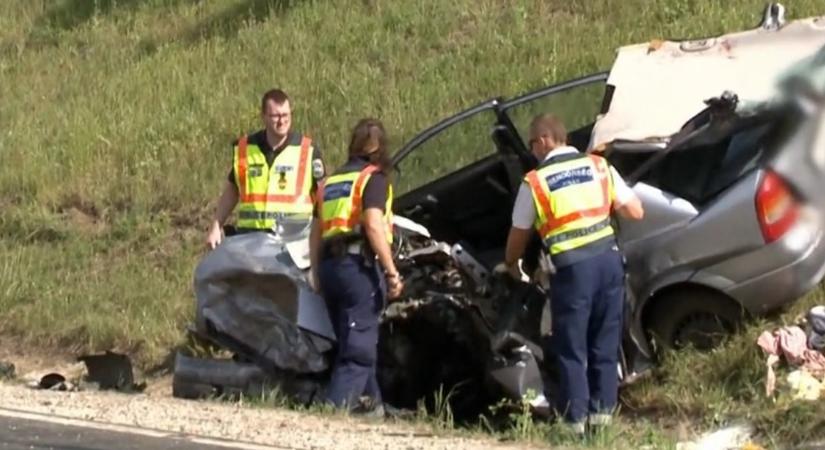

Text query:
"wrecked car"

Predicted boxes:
[[173, 4, 825, 421], [590, 5, 825, 356], [390, 5, 825, 361], [175, 218, 550, 420]]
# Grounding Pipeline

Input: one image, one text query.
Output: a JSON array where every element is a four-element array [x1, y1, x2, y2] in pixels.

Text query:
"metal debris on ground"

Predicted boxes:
[[30, 373, 78, 391], [78, 351, 147, 393]]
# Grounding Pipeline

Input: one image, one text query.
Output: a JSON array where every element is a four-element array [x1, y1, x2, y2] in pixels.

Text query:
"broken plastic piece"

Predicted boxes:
[[392, 215, 431, 239], [488, 343, 544, 403], [78, 351, 146, 392], [39, 373, 65, 389], [38, 373, 71, 391]]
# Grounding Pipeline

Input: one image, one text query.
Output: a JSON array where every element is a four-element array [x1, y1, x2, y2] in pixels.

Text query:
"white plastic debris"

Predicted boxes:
[[676, 423, 754, 450]]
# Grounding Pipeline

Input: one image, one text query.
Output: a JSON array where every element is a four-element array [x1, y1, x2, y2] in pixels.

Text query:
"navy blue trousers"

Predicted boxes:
[[549, 249, 625, 423], [318, 254, 385, 408]]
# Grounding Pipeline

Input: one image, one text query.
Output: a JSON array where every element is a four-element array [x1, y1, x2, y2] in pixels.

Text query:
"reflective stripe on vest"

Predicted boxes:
[[318, 164, 393, 244], [525, 154, 616, 262], [233, 135, 314, 229]]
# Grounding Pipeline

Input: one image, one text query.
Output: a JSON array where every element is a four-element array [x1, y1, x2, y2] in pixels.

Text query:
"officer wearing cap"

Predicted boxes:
[[206, 88, 325, 248], [308, 118, 403, 412], [503, 113, 644, 434]]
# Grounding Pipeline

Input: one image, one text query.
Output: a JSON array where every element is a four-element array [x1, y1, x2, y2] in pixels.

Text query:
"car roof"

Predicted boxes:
[[588, 10, 825, 150]]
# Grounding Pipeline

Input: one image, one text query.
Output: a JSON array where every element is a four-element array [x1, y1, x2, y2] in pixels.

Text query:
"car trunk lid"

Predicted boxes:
[[588, 9, 825, 150]]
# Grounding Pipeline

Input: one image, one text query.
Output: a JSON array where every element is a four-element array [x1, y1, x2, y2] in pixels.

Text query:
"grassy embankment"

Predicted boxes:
[[2, 0, 825, 447]]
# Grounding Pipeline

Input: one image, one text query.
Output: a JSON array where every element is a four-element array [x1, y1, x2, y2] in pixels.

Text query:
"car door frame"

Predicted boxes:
[[495, 71, 611, 163], [391, 99, 503, 165], [389, 97, 525, 254], [390, 71, 612, 194]]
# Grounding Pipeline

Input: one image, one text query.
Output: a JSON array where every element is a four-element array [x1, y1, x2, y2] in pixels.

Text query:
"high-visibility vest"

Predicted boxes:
[[525, 152, 617, 266], [232, 134, 314, 230], [318, 162, 393, 245]]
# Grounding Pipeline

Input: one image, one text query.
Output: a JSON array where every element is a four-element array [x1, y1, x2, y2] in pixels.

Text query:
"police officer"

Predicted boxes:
[[503, 113, 644, 434], [205, 88, 325, 248], [308, 118, 403, 412]]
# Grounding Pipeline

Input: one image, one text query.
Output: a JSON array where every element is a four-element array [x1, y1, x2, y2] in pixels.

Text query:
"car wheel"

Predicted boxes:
[[646, 289, 745, 352]]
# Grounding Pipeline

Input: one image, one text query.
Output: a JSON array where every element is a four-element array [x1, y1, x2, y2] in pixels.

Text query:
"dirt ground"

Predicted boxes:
[[0, 345, 540, 450]]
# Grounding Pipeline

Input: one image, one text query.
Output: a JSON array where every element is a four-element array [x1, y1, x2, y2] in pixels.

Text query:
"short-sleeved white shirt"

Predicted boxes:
[[511, 146, 636, 230]]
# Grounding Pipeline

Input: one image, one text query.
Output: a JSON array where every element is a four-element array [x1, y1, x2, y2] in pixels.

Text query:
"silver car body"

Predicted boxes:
[[590, 9, 825, 352]]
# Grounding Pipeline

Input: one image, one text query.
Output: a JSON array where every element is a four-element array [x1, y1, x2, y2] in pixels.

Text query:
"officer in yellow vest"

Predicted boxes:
[[308, 118, 403, 413], [503, 113, 644, 434], [205, 88, 325, 248]]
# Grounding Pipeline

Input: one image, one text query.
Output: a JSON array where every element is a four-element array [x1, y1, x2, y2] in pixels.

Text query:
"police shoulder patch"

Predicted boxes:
[[312, 159, 325, 179]]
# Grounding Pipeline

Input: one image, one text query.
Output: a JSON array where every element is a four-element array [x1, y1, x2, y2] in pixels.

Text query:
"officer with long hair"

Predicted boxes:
[[308, 118, 404, 413]]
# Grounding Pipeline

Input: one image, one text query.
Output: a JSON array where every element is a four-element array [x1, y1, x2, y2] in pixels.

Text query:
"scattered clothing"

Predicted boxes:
[[808, 306, 825, 333], [757, 324, 825, 396], [807, 305, 825, 351]]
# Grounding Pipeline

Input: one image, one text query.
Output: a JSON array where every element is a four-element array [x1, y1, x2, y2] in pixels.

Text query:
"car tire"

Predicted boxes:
[[646, 289, 745, 352], [172, 378, 218, 399]]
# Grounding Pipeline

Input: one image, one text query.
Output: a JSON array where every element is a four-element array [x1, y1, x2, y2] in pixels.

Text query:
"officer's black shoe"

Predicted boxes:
[[351, 396, 385, 419]]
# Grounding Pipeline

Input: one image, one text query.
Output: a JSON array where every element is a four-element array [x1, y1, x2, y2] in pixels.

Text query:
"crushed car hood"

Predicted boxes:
[[589, 13, 825, 149], [193, 231, 335, 374]]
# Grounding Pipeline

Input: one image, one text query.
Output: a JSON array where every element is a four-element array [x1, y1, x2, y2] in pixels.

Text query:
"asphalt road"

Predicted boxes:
[[0, 415, 271, 450]]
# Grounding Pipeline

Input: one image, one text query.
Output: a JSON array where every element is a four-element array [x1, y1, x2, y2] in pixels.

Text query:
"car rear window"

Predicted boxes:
[[621, 118, 782, 205]]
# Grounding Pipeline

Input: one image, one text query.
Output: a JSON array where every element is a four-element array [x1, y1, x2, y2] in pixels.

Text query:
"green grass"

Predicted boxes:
[[622, 284, 825, 447], [2, 0, 825, 447], [469, 391, 678, 448]]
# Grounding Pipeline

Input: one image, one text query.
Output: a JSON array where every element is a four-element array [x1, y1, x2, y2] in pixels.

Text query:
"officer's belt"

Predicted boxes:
[[322, 235, 368, 258], [545, 217, 611, 246]]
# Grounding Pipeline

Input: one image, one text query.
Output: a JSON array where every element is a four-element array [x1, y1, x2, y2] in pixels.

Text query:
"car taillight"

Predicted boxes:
[[756, 170, 799, 243]]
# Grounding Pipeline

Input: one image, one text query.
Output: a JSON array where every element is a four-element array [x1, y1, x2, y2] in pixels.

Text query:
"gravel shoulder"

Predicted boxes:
[[0, 381, 536, 450]]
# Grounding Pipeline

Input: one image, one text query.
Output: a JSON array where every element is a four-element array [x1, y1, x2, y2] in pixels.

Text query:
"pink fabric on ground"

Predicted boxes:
[[757, 326, 825, 396]]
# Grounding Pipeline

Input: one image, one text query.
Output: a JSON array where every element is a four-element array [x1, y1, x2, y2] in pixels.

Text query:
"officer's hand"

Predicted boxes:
[[309, 271, 321, 294], [387, 274, 404, 300], [205, 222, 223, 250], [493, 261, 529, 282]]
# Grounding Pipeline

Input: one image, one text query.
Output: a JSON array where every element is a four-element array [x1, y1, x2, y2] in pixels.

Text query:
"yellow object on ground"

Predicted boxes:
[[741, 442, 765, 450], [786, 369, 823, 401]]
